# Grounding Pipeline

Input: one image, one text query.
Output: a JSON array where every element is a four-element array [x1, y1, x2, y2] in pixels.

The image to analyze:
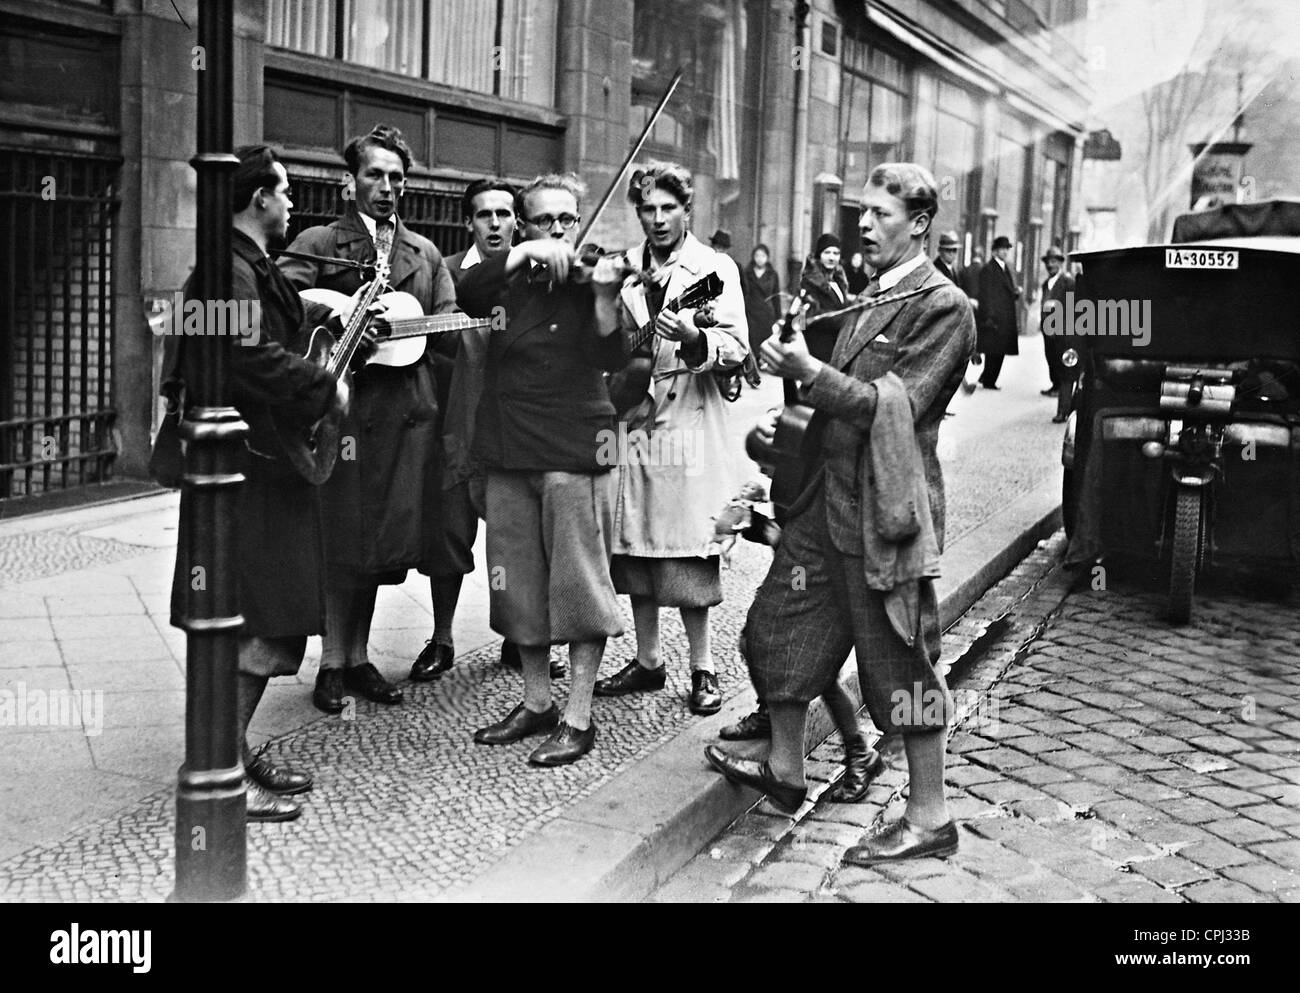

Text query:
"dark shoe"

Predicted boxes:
[[841, 817, 959, 866], [827, 736, 884, 803], [343, 663, 403, 705], [703, 744, 806, 814], [243, 744, 312, 796], [1052, 414, 1068, 423], [529, 721, 597, 766], [981, 383, 1001, 390], [410, 641, 454, 682], [593, 659, 666, 697], [1040, 387, 1059, 396], [689, 670, 722, 715], [719, 706, 771, 741], [501, 641, 567, 679], [245, 778, 302, 823], [474, 702, 560, 745], [312, 669, 346, 715]]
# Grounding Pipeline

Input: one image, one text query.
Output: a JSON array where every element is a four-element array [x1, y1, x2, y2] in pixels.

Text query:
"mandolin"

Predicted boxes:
[[606, 271, 724, 415]]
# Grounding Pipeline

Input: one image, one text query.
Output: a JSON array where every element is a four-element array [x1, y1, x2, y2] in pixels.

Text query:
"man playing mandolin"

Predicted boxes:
[[278, 124, 459, 715], [706, 163, 975, 864], [593, 162, 748, 716]]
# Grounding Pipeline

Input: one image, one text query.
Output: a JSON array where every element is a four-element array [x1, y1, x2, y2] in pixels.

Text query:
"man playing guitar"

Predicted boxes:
[[278, 124, 458, 716]]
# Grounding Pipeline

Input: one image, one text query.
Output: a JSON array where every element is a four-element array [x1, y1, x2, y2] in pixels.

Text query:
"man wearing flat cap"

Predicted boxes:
[[1039, 244, 1074, 420], [975, 234, 1020, 389]]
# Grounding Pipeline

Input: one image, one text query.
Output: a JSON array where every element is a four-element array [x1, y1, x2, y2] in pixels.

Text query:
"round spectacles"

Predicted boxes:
[[527, 213, 580, 230]]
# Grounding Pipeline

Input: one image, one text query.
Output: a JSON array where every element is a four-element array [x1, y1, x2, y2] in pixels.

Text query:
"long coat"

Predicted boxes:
[[976, 256, 1021, 356], [278, 209, 457, 578], [612, 233, 749, 558], [169, 230, 336, 638], [455, 251, 627, 473], [1040, 271, 1077, 386], [740, 261, 780, 356], [441, 247, 494, 488]]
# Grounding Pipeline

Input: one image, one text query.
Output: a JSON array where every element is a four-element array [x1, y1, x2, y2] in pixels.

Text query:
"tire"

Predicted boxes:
[[1168, 485, 1203, 624]]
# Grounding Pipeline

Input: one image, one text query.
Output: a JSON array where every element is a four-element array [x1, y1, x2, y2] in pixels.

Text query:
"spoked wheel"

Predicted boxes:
[[1168, 484, 1205, 624]]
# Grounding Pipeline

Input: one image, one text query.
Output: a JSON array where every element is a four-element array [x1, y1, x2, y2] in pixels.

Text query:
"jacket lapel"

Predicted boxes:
[[387, 217, 424, 290], [832, 258, 937, 370]]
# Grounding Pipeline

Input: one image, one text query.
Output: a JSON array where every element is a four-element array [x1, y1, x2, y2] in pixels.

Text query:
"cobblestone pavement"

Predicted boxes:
[[654, 540, 1300, 903]]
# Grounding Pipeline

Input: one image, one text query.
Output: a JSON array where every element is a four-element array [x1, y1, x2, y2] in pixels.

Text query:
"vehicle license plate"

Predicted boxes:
[[1164, 248, 1239, 269]]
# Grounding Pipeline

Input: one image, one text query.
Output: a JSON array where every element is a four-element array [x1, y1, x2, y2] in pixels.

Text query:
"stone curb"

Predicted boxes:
[[457, 475, 1064, 902]]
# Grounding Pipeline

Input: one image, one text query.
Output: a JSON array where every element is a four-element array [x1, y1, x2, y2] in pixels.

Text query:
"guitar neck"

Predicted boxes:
[[379, 314, 494, 340], [629, 289, 698, 351]]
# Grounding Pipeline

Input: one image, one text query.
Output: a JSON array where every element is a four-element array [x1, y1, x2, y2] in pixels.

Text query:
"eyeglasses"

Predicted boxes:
[[526, 213, 580, 230]]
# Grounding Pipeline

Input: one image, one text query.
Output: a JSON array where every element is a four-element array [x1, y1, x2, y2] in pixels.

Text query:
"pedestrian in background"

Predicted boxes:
[[845, 249, 871, 294], [975, 234, 1020, 389], [741, 243, 781, 359], [932, 230, 961, 284], [1039, 244, 1075, 422], [800, 232, 850, 363]]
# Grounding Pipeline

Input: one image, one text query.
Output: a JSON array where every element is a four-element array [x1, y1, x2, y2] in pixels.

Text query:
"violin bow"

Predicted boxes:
[[572, 66, 686, 250]]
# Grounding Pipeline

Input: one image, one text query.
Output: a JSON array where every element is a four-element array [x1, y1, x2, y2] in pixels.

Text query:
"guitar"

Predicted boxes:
[[275, 259, 492, 485], [606, 271, 724, 415], [299, 287, 493, 367]]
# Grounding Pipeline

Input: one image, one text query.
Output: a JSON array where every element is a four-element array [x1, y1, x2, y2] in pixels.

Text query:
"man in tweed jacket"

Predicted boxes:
[[706, 163, 975, 864]]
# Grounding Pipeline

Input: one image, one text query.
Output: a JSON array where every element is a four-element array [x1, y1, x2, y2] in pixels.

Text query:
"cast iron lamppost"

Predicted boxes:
[[172, 0, 248, 902]]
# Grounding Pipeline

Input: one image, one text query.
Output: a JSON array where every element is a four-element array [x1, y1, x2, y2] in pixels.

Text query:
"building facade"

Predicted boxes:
[[0, 0, 1090, 506]]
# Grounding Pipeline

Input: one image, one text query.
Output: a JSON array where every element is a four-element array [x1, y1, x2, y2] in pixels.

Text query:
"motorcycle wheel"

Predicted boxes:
[[1168, 485, 1204, 625]]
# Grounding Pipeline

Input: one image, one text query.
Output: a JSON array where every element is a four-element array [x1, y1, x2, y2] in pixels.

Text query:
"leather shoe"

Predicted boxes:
[[312, 669, 346, 714], [1041, 387, 1059, 396], [343, 663, 403, 705], [689, 670, 722, 715], [841, 817, 959, 866], [1052, 414, 1068, 423], [245, 777, 302, 822], [529, 721, 597, 766], [827, 735, 884, 803], [981, 383, 1001, 390], [593, 659, 666, 697], [500, 641, 567, 678], [474, 702, 560, 745], [719, 705, 770, 741], [243, 744, 312, 796], [703, 744, 806, 814], [411, 641, 454, 682]]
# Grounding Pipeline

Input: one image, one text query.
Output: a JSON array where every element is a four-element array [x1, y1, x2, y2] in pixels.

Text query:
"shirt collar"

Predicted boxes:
[[357, 211, 397, 239], [462, 243, 482, 269], [877, 250, 927, 291]]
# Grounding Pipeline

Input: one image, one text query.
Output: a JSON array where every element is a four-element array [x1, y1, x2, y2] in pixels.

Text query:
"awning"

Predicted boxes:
[[863, 3, 1085, 135]]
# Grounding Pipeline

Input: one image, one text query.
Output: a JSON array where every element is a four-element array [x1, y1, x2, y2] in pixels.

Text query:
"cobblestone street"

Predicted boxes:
[[655, 540, 1300, 903]]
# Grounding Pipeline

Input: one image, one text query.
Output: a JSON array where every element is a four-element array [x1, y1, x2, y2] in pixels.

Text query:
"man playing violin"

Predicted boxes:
[[706, 163, 975, 864], [455, 173, 629, 766], [592, 162, 748, 716], [278, 124, 458, 715]]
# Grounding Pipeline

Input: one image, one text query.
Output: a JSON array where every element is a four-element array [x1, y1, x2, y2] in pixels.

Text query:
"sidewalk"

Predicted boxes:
[[0, 336, 1068, 900]]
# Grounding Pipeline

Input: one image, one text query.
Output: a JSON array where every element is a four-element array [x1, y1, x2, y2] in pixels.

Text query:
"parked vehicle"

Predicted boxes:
[[1061, 199, 1300, 622]]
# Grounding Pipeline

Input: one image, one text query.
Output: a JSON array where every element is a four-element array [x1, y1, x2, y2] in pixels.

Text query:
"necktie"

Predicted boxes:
[[374, 220, 394, 260]]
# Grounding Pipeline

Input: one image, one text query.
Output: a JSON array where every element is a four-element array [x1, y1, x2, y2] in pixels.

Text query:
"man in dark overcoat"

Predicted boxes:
[[975, 234, 1020, 388], [169, 145, 347, 821], [278, 124, 458, 714], [1038, 244, 1076, 421]]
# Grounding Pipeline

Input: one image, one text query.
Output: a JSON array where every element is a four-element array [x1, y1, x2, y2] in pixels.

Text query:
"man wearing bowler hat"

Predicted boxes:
[[975, 234, 1020, 389], [933, 230, 962, 284], [1039, 244, 1074, 421]]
